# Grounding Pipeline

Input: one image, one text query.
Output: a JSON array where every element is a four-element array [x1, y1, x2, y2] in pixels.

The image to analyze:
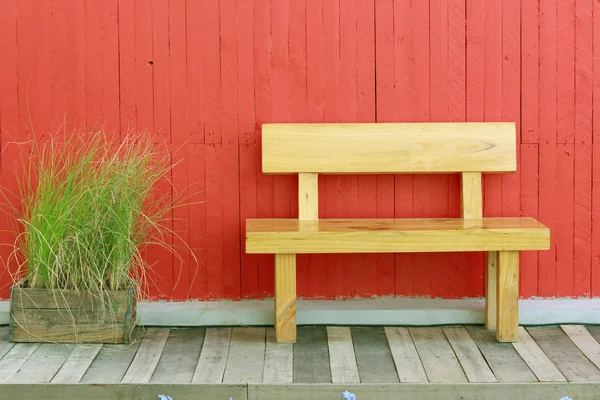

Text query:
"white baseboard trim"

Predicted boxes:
[[1, 298, 600, 327]]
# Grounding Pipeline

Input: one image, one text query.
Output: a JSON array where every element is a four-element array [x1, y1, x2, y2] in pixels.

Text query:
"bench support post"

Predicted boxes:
[[275, 253, 297, 343], [496, 251, 519, 342], [485, 251, 497, 330]]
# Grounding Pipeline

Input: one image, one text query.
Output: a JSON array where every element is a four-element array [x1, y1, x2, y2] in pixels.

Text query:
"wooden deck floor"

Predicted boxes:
[[1, 324, 600, 399]]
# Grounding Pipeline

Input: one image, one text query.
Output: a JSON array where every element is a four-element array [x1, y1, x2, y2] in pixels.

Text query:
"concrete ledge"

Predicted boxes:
[[3, 298, 600, 326]]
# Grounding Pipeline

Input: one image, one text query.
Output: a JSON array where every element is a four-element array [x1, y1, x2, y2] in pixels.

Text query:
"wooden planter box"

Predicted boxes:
[[9, 282, 136, 344]]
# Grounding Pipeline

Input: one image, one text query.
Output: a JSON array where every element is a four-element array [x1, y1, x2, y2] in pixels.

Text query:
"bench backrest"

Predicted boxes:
[[261, 122, 517, 221]]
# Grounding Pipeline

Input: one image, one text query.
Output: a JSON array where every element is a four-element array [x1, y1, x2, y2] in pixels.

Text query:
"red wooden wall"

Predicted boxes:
[[0, 0, 598, 300]]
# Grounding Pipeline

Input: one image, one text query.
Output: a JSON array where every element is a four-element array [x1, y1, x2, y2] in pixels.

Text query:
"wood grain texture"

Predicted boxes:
[[496, 251, 519, 342], [262, 123, 517, 173], [223, 328, 266, 384], [0, 326, 12, 360], [263, 329, 293, 383], [512, 326, 566, 382], [0, 344, 40, 383], [293, 326, 332, 383], [443, 327, 496, 382], [51, 344, 103, 383], [560, 325, 600, 371], [275, 254, 296, 343], [298, 173, 318, 220], [327, 327, 359, 383], [485, 251, 498, 330], [8, 343, 75, 383], [150, 328, 205, 383], [351, 327, 399, 383], [466, 326, 536, 383], [461, 172, 483, 219], [247, 218, 550, 254], [192, 327, 232, 383], [410, 327, 467, 383], [121, 328, 169, 383], [384, 327, 428, 383]]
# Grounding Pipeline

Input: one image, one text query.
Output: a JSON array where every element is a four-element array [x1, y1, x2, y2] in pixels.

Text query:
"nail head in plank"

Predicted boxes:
[[560, 325, 600, 371], [121, 327, 170, 383], [80, 328, 145, 383], [192, 327, 231, 383], [223, 327, 266, 384], [465, 326, 536, 382], [384, 327, 428, 383], [511, 326, 566, 382], [351, 327, 398, 383], [327, 327, 360, 383], [409, 327, 467, 383], [263, 329, 293, 383], [293, 326, 332, 383], [0, 343, 40, 383], [51, 343, 103, 383], [150, 327, 206, 383], [527, 326, 600, 382], [8, 343, 75, 383], [443, 327, 497, 383]]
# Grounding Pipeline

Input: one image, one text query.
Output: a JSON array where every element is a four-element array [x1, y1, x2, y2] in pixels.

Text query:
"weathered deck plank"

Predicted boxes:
[[443, 327, 497, 383], [51, 344, 103, 383], [223, 328, 266, 384], [8, 343, 75, 383], [0, 326, 13, 360], [384, 327, 428, 383], [410, 327, 467, 383], [327, 327, 360, 383], [0, 343, 40, 382], [293, 326, 332, 383], [511, 326, 566, 382], [352, 327, 399, 383], [263, 329, 293, 383], [121, 328, 170, 383], [192, 327, 231, 383], [561, 325, 600, 371], [150, 328, 205, 383]]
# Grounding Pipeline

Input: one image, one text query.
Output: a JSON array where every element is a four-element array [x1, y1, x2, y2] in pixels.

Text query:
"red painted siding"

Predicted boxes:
[[0, 0, 598, 300]]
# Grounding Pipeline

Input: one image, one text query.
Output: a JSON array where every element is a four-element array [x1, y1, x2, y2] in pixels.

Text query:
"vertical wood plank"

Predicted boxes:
[[118, 0, 136, 132], [593, 144, 600, 296], [51, 344, 103, 383], [192, 327, 231, 383], [461, 172, 483, 219], [560, 325, 600, 371], [238, 0, 256, 144], [223, 328, 266, 384], [327, 327, 359, 383], [8, 344, 75, 383], [202, 0, 222, 144], [466, 326, 536, 382], [486, 251, 498, 330], [205, 145, 225, 299], [263, 329, 293, 383], [298, 173, 319, 220], [241, 144, 260, 298], [527, 326, 600, 382], [557, 0, 575, 144], [351, 327, 398, 383], [275, 254, 297, 343], [556, 144, 575, 296], [121, 328, 170, 383], [512, 326, 566, 382], [521, 0, 539, 144], [497, 251, 519, 342], [150, 328, 205, 383], [443, 327, 497, 383], [410, 327, 467, 383], [188, 144, 208, 299], [384, 327, 428, 383], [0, 344, 40, 383], [293, 326, 332, 383], [520, 144, 540, 297]]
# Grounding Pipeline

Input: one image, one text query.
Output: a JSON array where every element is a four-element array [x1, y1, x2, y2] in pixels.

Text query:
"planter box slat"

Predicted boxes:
[[10, 287, 130, 310], [11, 324, 130, 343]]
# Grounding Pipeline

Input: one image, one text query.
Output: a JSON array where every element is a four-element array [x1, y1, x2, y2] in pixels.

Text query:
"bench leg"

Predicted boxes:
[[274, 253, 297, 343], [485, 251, 498, 330], [496, 251, 519, 342]]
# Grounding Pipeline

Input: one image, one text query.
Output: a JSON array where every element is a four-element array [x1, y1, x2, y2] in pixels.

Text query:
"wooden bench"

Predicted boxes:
[[245, 123, 550, 344]]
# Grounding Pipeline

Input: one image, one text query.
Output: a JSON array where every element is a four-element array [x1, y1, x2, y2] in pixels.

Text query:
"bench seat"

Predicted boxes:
[[246, 217, 550, 254]]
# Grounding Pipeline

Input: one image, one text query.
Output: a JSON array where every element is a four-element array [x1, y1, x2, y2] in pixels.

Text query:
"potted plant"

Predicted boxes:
[[6, 129, 172, 344]]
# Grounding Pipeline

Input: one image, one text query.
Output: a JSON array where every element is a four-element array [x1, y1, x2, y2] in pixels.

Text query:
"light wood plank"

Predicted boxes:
[[384, 327, 428, 383], [410, 327, 467, 383], [51, 343, 103, 383], [443, 327, 497, 382], [466, 326, 536, 382], [121, 327, 169, 383], [527, 326, 600, 382], [0, 343, 40, 382], [485, 251, 498, 330], [298, 172, 318, 220], [8, 343, 75, 383], [461, 172, 483, 219], [80, 329, 144, 383], [262, 122, 517, 173], [150, 328, 205, 383], [223, 327, 266, 384], [512, 326, 566, 382], [586, 325, 600, 343], [327, 327, 359, 383], [192, 327, 231, 383], [496, 251, 519, 342], [293, 326, 332, 383], [352, 327, 399, 383], [561, 325, 600, 371], [246, 218, 550, 254], [0, 326, 13, 360], [263, 329, 293, 383], [275, 253, 296, 343]]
